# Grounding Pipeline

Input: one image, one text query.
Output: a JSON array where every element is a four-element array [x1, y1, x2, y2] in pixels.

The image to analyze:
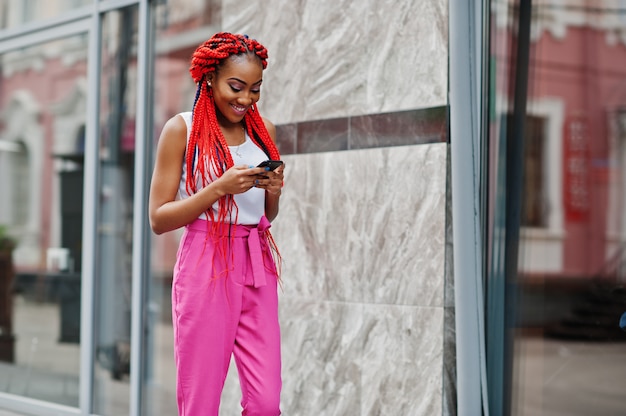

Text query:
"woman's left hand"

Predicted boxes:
[[256, 165, 284, 196]]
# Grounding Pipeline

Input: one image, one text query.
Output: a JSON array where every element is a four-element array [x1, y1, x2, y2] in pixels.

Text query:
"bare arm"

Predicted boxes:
[[148, 115, 267, 234]]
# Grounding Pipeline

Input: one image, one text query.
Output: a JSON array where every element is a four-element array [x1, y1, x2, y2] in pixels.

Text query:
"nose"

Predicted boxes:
[[237, 96, 253, 107], [237, 91, 255, 107]]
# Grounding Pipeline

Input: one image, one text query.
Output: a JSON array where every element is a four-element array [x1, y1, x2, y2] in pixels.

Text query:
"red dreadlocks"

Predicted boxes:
[[185, 33, 282, 278], [186, 32, 280, 225]]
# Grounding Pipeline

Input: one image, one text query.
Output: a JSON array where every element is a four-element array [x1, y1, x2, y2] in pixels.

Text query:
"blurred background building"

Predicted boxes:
[[0, 0, 624, 415]]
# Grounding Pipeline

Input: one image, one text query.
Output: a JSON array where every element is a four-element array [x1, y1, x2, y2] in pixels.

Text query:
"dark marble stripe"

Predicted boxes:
[[296, 117, 349, 154], [275, 106, 449, 155]]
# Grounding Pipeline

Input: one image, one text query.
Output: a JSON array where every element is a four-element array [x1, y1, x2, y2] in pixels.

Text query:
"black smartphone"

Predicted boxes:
[[257, 160, 283, 171]]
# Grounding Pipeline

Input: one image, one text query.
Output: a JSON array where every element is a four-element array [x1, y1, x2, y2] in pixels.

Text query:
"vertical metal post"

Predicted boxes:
[[80, 2, 102, 414], [449, 0, 490, 415], [130, 0, 153, 414]]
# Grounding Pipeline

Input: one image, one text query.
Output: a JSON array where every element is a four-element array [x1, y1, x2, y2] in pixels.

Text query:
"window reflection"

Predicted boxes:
[[490, 1, 626, 414], [0, 35, 87, 408]]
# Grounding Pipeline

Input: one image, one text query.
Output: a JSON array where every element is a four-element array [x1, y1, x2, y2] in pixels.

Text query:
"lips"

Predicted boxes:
[[231, 104, 248, 116]]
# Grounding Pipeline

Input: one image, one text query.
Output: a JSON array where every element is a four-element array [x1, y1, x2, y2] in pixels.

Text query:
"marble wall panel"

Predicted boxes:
[[272, 143, 448, 307], [218, 142, 451, 415], [277, 300, 443, 415], [360, 305, 444, 415], [221, 0, 448, 124], [278, 300, 364, 415], [222, 301, 445, 415]]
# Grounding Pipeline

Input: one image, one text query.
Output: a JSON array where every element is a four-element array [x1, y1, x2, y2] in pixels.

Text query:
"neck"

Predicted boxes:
[[222, 122, 246, 146]]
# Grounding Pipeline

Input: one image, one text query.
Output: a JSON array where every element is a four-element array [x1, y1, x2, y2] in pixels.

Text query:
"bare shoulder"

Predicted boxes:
[[157, 113, 188, 153], [262, 117, 276, 142], [162, 113, 188, 141]]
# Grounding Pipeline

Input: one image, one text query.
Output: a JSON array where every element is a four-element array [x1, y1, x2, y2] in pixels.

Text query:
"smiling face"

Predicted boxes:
[[208, 53, 264, 128]]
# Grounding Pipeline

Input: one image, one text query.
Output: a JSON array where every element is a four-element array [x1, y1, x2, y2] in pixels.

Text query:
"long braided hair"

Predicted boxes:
[[187, 32, 282, 276], [187, 32, 280, 223]]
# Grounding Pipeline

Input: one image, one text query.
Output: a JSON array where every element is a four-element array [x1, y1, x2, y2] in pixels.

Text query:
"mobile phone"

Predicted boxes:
[[257, 160, 283, 171]]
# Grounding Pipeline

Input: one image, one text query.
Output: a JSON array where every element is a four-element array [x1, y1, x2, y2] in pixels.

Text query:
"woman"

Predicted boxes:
[[149, 32, 284, 416]]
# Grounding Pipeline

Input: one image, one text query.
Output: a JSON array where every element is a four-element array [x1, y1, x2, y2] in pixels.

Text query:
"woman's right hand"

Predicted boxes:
[[214, 165, 268, 196]]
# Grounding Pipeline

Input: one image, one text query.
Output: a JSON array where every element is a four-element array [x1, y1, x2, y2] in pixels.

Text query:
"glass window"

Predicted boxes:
[[488, 0, 626, 414], [0, 34, 88, 408]]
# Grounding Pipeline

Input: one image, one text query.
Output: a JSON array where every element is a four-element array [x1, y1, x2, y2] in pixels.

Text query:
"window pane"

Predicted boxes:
[[0, 33, 88, 408], [489, 1, 626, 414]]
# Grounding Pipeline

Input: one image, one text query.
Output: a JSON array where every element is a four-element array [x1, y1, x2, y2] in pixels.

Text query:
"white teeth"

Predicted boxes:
[[232, 105, 245, 112]]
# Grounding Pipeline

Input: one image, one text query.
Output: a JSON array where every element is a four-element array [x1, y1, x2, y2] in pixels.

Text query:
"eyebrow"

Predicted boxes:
[[228, 77, 263, 86]]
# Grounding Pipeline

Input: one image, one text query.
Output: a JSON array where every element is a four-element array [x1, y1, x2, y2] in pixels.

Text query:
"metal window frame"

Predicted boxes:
[[449, 0, 491, 415], [129, 1, 151, 416], [0, 0, 139, 50]]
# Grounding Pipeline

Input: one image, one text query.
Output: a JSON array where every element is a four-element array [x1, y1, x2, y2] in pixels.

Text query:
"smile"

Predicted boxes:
[[231, 104, 248, 115]]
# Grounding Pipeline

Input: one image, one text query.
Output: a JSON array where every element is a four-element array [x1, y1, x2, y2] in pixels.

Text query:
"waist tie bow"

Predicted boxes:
[[243, 216, 272, 288], [185, 216, 275, 287]]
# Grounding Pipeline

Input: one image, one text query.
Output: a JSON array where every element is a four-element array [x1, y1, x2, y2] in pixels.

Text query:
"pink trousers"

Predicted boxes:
[[172, 217, 282, 416]]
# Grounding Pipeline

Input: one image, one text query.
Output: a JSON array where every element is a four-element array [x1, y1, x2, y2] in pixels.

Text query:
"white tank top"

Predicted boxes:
[[176, 111, 268, 224]]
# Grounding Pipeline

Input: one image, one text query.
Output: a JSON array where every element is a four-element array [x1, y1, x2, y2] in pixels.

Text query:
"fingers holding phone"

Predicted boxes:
[[218, 164, 269, 194], [255, 160, 284, 195]]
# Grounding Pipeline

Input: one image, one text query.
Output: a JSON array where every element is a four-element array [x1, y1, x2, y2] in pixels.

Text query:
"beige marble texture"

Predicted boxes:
[[221, 0, 448, 124], [275, 143, 448, 306], [219, 143, 450, 415]]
